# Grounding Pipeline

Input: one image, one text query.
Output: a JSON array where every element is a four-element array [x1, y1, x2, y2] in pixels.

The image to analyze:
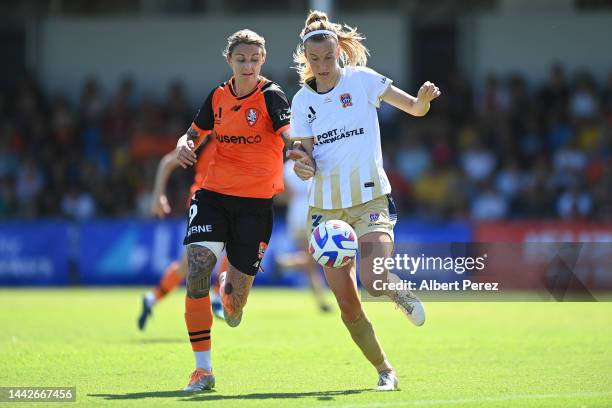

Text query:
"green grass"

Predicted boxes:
[[1, 288, 611, 407]]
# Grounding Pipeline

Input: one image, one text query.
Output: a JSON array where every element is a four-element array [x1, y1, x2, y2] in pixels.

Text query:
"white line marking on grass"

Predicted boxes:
[[322, 391, 612, 408]]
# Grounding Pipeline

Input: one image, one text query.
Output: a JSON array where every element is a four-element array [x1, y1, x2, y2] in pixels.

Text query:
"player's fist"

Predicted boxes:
[[151, 194, 171, 218], [176, 138, 197, 168], [417, 81, 441, 103]]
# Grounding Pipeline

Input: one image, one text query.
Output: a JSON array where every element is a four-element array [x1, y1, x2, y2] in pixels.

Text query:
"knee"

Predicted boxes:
[[186, 245, 216, 298], [335, 296, 362, 323], [361, 276, 386, 298]]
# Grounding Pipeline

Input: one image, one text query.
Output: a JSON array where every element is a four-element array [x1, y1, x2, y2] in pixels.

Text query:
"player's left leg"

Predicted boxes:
[[359, 197, 425, 326], [210, 257, 228, 320], [218, 262, 255, 327], [219, 198, 273, 327]]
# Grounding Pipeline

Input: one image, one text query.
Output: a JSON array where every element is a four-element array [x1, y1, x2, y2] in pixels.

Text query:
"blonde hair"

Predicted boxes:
[[293, 10, 369, 85], [223, 29, 266, 59]]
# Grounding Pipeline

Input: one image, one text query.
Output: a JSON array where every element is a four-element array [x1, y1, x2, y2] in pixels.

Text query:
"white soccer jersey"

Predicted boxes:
[[290, 66, 392, 209]]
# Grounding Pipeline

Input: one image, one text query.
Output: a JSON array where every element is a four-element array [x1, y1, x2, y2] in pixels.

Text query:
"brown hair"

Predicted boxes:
[[223, 29, 266, 59], [293, 10, 369, 84]]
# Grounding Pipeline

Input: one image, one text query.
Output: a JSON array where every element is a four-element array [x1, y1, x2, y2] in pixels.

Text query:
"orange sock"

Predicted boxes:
[[213, 257, 228, 295], [185, 296, 213, 352], [153, 261, 183, 300]]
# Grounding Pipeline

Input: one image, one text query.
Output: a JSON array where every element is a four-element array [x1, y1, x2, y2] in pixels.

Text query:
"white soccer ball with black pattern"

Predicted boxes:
[[309, 220, 358, 268]]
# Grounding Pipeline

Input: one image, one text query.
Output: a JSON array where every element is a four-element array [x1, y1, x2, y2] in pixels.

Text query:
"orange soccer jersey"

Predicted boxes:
[[189, 137, 217, 198], [190, 78, 291, 199]]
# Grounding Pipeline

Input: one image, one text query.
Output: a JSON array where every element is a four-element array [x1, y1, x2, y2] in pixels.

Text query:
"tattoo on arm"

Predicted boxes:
[[186, 126, 200, 142]]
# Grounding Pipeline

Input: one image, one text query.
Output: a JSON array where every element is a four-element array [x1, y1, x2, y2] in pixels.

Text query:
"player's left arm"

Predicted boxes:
[[381, 82, 441, 117]]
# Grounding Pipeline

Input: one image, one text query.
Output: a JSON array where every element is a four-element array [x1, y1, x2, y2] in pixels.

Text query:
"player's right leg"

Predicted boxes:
[[311, 206, 397, 390], [183, 242, 221, 392], [322, 261, 397, 390], [181, 189, 229, 392]]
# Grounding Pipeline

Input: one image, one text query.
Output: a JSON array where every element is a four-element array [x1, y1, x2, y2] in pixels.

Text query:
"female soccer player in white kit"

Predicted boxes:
[[287, 10, 441, 391]]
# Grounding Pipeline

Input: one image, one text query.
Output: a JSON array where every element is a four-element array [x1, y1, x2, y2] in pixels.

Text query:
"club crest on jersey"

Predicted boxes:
[[246, 108, 259, 126], [340, 93, 353, 108]]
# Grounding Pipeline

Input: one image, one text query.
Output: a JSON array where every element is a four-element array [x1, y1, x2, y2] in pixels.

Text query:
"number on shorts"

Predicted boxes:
[[189, 204, 198, 225]]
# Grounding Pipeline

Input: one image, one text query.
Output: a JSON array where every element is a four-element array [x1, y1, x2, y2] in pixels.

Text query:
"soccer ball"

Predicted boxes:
[[309, 220, 358, 268]]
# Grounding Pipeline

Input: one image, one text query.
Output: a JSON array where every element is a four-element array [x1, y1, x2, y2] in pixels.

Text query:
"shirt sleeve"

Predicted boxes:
[[289, 94, 313, 139], [357, 66, 393, 108], [263, 84, 291, 135], [191, 88, 215, 136]]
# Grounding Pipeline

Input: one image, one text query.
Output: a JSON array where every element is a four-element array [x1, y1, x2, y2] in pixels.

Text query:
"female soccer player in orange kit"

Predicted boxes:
[[175, 29, 294, 392]]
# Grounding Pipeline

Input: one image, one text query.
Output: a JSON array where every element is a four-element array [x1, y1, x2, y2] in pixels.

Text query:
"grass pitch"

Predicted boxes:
[[1, 288, 611, 407]]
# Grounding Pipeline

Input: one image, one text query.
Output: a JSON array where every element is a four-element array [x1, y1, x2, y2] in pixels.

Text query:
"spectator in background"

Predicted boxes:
[[571, 72, 600, 121], [459, 131, 497, 183], [1, 62, 610, 222], [78, 77, 104, 125], [475, 74, 508, 117], [61, 184, 96, 220], [557, 185, 593, 220], [163, 80, 190, 135], [470, 180, 509, 221], [539, 63, 569, 118], [15, 157, 43, 218], [396, 132, 431, 182], [602, 70, 612, 118]]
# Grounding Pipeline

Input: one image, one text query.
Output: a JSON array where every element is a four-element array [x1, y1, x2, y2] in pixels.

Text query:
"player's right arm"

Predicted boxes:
[[177, 88, 216, 168], [176, 127, 203, 168], [150, 149, 182, 217]]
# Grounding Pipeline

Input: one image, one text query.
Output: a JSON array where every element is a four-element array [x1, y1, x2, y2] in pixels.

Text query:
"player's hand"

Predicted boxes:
[[176, 139, 197, 168], [151, 194, 171, 218], [287, 149, 315, 180], [416, 81, 441, 104]]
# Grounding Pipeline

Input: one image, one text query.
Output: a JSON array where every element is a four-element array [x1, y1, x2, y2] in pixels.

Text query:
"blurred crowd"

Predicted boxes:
[[0, 64, 611, 221]]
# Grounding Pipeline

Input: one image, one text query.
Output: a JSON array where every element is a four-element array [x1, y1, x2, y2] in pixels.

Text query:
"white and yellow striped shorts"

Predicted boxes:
[[307, 194, 398, 240]]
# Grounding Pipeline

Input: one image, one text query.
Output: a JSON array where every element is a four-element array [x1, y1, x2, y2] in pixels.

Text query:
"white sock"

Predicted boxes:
[[144, 292, 157, 308], [194, 351, 212, 371]]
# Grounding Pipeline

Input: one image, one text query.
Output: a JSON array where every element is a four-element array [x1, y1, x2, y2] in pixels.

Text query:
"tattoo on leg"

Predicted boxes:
[[225, 270, 253, 313], [186, 245, 217, 298]]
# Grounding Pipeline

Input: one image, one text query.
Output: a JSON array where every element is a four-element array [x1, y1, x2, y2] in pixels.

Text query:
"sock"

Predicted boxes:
[[185, 295, 213, 353], [342, 311, 386, 367], [194, 351, 212, 371], [154, 261, 182, 301], [213, 257, 228, 295], [144, 291, 157, 308]]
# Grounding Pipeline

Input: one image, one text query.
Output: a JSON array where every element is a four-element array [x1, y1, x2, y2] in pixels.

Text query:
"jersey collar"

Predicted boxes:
[[228, 77, 262, 100]]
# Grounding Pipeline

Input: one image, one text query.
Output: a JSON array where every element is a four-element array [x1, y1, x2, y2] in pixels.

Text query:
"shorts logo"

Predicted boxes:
[[253, 241, 268, 269], [311, 214, 323, 229], [246, 108, 259, 126], [340, 93, 352, 108], [370, 212, 380, 222], [257, 241, 268, 260]]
